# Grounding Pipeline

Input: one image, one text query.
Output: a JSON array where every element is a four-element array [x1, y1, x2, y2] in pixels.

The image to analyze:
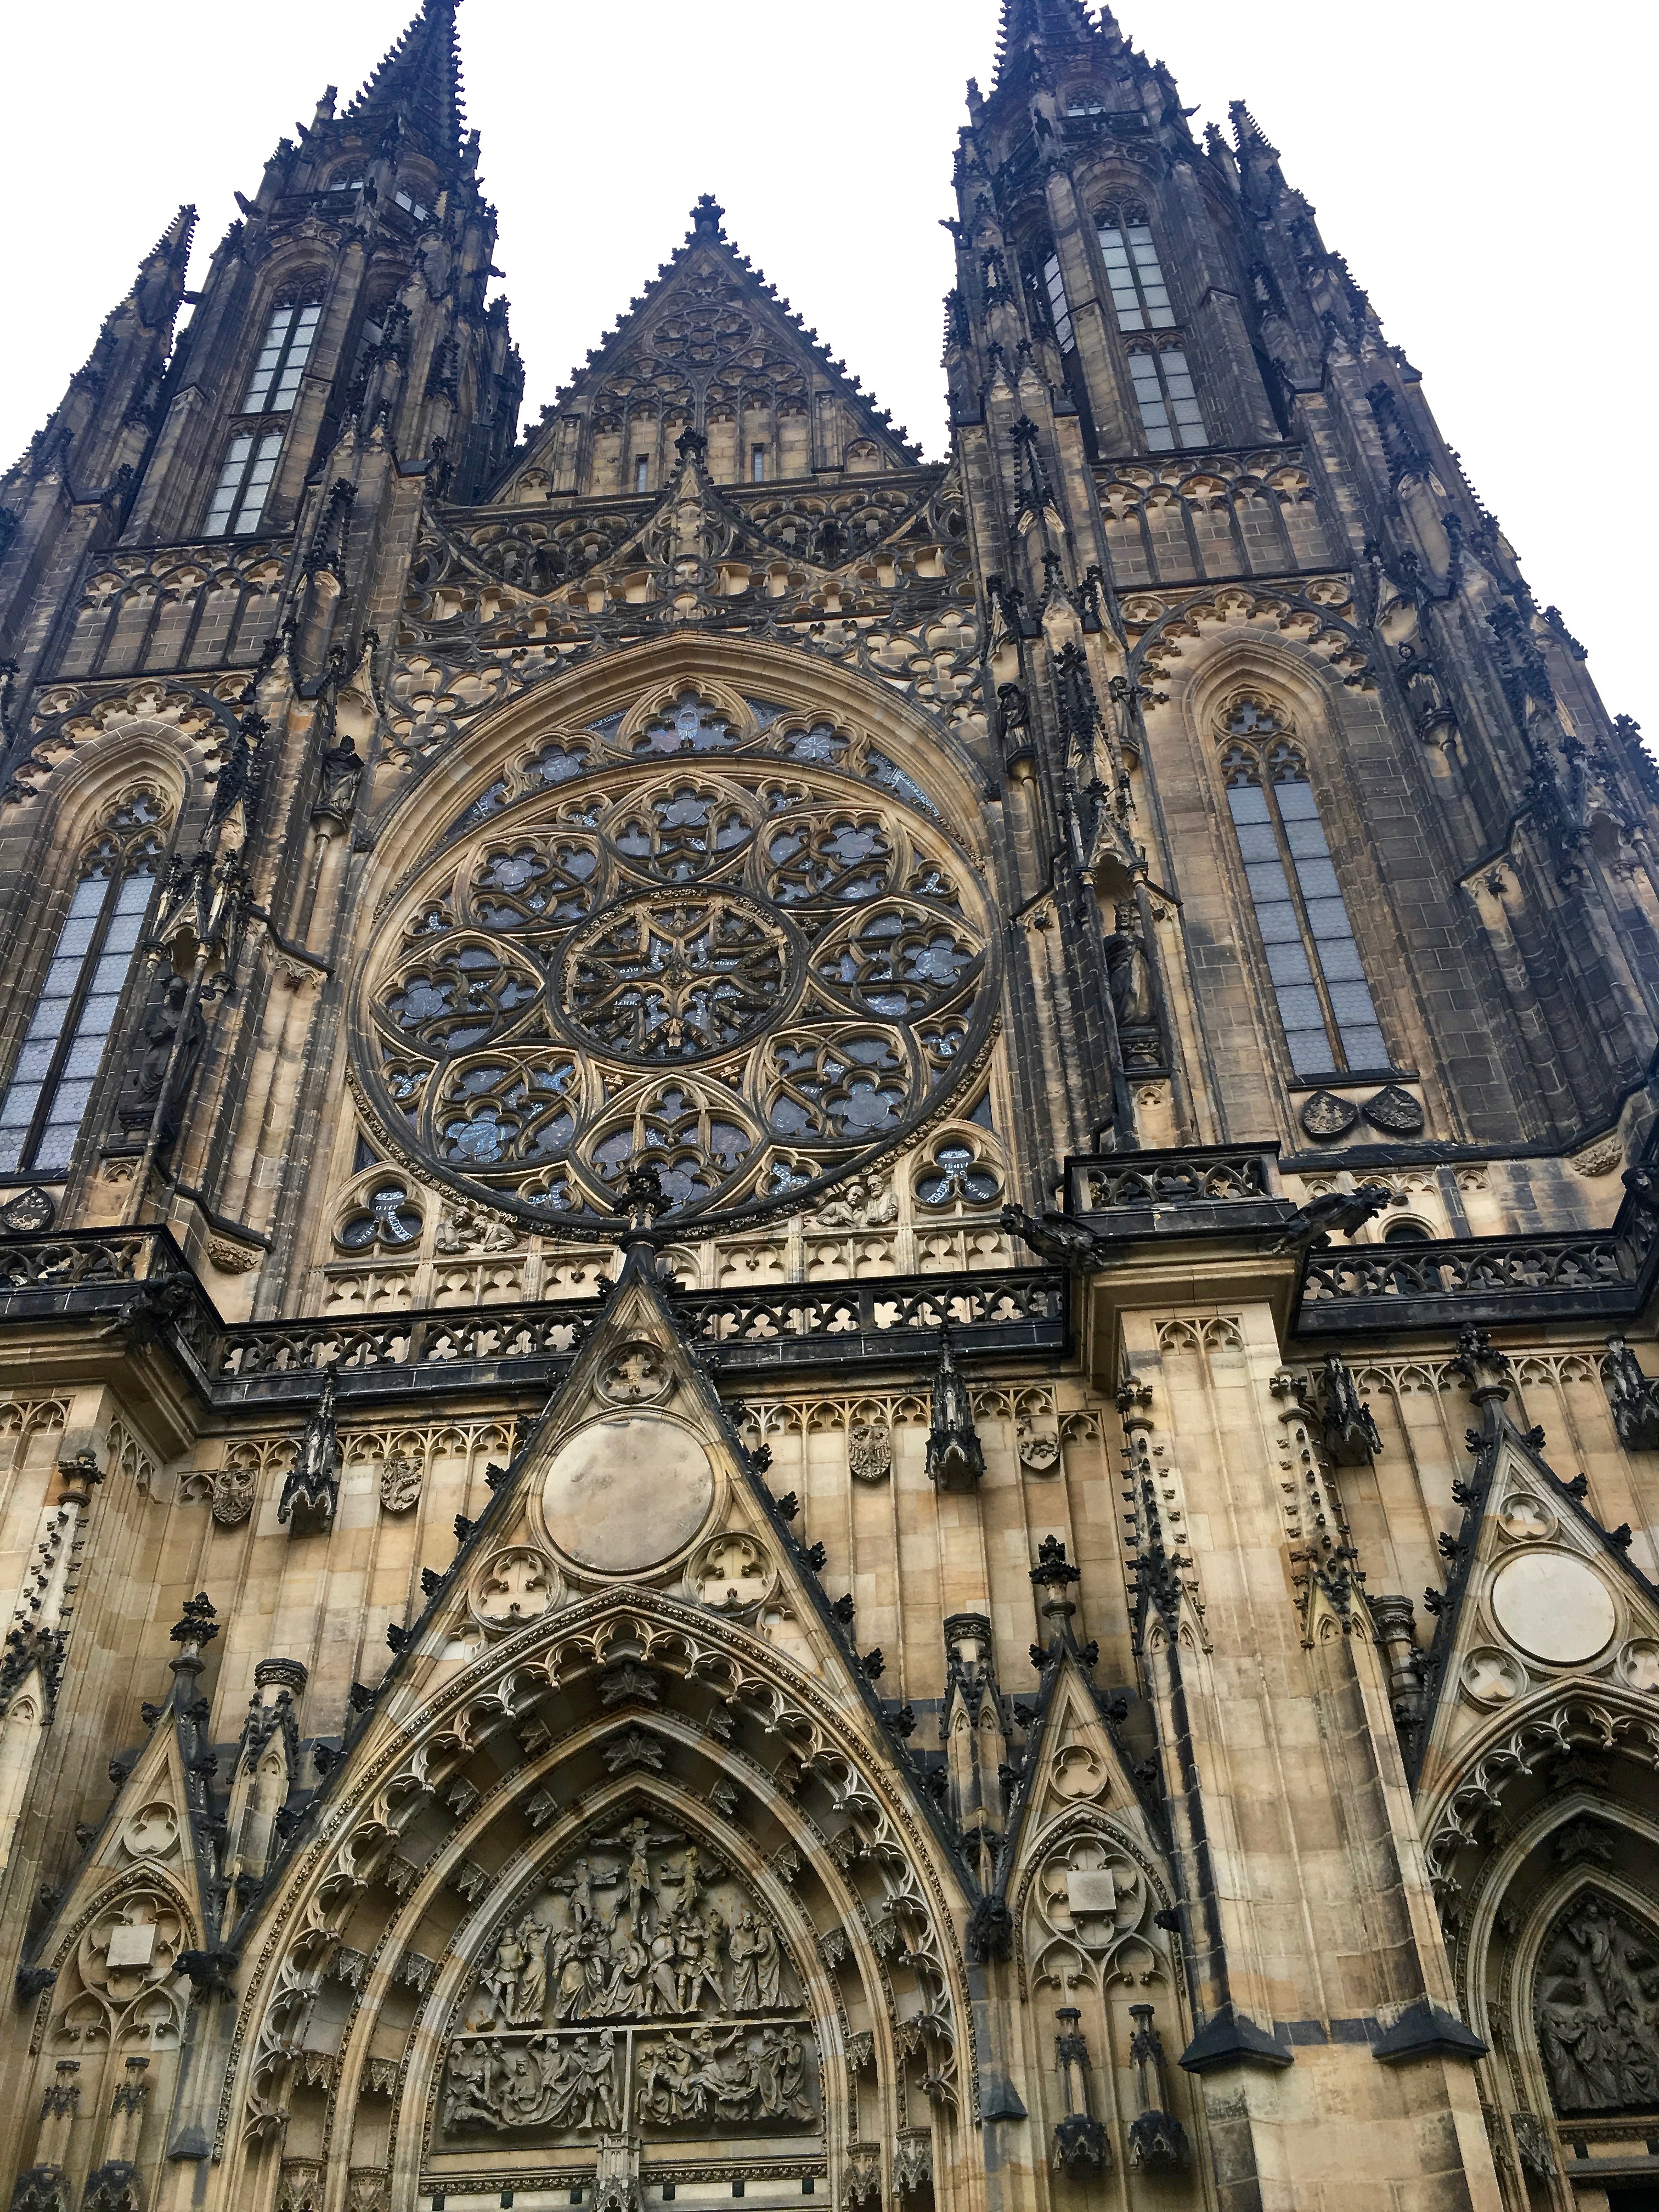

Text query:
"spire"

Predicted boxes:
[[344, 0, 466, 167], [133, 205, 196, 331], [994, 0, 1099, 83]]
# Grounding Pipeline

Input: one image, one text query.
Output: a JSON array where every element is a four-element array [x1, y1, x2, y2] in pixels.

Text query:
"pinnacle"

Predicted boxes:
[[994, 0, 1099, 82], [149, 204, 198, 262], [345, 0, 467, 168]]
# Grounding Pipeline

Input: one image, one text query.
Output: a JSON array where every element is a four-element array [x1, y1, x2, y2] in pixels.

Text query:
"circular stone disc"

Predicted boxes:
[[1490, 1550, 1616, 1666], [541, 1417, 715, 1573]]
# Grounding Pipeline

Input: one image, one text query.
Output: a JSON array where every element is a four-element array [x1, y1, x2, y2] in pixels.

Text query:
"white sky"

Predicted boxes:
[[4, 1, 1651, 730]]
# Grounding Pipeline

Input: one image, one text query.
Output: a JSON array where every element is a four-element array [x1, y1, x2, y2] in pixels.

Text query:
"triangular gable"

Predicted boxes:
[[295, 1235, 966, 1889], [496, 197, 921, 501], [1412, 1398, 1659, 1807]]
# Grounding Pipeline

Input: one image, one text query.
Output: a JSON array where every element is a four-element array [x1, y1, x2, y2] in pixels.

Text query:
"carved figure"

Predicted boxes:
[[1103, 902, 1155, 1030], [1536, 1897, 1659, 2113], [727, 1910, 782, 2010]]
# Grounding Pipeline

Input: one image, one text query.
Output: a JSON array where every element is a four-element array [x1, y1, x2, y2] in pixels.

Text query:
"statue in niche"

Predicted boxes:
[[119, 973, 207, 1140], [1536, 1895, 1659, 2114], [1103, 901, 1156, 1032]]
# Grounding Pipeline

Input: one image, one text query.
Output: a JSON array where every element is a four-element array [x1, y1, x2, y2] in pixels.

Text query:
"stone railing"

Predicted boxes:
[[0, 1229, 1065, 1407], [1299, 1231, 1640, 1330]]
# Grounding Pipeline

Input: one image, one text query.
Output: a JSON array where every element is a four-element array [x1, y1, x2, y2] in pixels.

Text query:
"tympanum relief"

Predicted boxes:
[[437, 1820, 817, 2146], [1534, 1895, 1659, 2117]]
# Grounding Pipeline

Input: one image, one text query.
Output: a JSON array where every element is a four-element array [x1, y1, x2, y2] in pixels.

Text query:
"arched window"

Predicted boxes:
[[0, 792, 166, 1176], [1096, 205, 1175, 332], [1220, 703, 1387, 1077]]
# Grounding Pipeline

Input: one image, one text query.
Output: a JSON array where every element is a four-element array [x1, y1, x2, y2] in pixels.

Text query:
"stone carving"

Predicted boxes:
[[688, 1532, 775, 1613], [848, 1420, 893, 1482], [472, 1545, 560, 1630], [1299, 1089, 1358, 1140], [1017, 1419, 1060, 1474], [1535, 1896, 1659, 2114], [208, 1462, 256, 1528], [1030, 1833, 1156, 1990], [276, 1366, 341, 1535], [812, 1173, 898, 1231], [1362, 1084, 1424, 1135], [0, 1187, 55, 1233], [1604, 1335, 1659, 1452], [599, 1345, 674, 1406], [379, 1455, 422, 1513], [438, 1825, 814, 2142], [443, 2028, 624, 2131], [635, 2023, 812, 2126], [434, 1201, 518, 1255]]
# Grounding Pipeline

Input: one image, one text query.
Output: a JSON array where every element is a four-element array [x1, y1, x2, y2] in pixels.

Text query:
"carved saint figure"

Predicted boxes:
[[1535, 1895, 1659, 2114], [728, 1909, 782, 2010], [1103, 901, 1155, 1031]]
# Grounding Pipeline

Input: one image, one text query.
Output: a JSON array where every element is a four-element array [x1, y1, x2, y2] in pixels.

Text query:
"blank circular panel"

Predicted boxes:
[[541, 1415, 715, 1573], [1489, 1550, 1617, 1667]]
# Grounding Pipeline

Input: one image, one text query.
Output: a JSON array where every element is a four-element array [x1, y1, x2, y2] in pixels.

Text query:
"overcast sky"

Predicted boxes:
[[4, 1, 1651, 730]]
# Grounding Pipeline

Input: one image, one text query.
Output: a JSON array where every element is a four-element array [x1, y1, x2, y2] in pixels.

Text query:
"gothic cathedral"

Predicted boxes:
[[0, 3, 1655, 2209]]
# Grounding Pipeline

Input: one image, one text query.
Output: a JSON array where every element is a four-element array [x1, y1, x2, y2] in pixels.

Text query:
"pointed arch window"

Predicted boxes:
[[1128, 346, 1205, 451], [0, 793, 166, 1176], [1040, 253, 1076, 353], [241, 302, 321, 414], [204, 431, 283, 537], [1221, 708, 1387, 1077], [1096, 207, 1175, 332]]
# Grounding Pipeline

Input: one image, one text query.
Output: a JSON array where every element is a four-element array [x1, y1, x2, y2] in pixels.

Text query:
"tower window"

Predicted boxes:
[[1041, 254, 1075, 353], [0, 795, 163, 1176], [242, 302, 321, 413], [394, 187, 432, 222], [204, 431, 283, 537], [635, 455, 650, 494], [1097, 213, 1175, 331], [327, 175, 364, 194], [751, 445, 766, 483], [1128, 347, 1205, 451], [1222, 715, 1387, 1077]]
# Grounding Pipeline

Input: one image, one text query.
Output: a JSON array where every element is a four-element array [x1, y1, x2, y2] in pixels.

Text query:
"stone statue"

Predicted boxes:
[[1103, 901, 1155, 1031], [120, 974, 206, 1139]]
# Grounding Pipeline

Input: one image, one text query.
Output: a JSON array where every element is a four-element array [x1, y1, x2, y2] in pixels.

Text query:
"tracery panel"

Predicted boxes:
[[356, 691, 996, 1232]]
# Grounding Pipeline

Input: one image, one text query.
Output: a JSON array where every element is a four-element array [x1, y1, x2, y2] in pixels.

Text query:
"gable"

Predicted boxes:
[[497, 199, 920, 502]]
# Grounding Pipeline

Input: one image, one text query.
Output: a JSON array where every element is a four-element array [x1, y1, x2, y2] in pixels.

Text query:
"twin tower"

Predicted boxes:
[[0, 5, 1655, 2212]]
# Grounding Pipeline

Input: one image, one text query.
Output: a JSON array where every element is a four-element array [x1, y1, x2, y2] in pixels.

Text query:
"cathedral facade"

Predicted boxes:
[[1, 3, 1656, 2208]]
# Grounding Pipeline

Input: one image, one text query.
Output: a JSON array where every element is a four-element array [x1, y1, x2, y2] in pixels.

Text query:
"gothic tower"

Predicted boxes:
[[0, 5, 1655, 2211]]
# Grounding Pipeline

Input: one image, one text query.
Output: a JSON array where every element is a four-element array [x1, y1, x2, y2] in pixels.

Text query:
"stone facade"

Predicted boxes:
[[0, 3, 1655, 2209]]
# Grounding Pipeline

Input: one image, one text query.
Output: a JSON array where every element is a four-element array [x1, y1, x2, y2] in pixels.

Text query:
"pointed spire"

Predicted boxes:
[[994, 0, 1099, 83], [345, 0, 466, 167], [134, 205, 196, 330]]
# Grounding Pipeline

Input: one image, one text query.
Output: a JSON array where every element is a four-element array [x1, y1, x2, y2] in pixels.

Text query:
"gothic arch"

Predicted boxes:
[[217, 1587, 979, 2212]]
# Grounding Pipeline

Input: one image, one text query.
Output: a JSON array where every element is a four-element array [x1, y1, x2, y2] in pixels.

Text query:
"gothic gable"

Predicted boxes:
[[497, 198, 919, 502]]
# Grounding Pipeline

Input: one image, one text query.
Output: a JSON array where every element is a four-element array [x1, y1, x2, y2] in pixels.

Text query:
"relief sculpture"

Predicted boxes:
[[1535, 1896, 1659, 2115], [437, 1820, 816, 2142]]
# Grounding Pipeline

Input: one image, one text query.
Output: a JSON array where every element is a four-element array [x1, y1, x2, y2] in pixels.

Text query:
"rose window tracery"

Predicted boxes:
[[357, 691, 995, 1228]]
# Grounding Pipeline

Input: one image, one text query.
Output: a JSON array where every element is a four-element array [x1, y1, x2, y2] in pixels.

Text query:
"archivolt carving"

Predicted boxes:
[[215, 1590, 973, 2189], [1421, 1686, 1659, 1903]]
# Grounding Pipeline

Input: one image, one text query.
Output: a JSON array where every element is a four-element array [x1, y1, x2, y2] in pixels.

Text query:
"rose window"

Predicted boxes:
[[355, 691, 996, 1229]]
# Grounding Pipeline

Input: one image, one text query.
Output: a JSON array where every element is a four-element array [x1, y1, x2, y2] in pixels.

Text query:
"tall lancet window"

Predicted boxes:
[[1096, 208, 1176, 332], [242, 302, 321, 414], [1221, 703, 1387, 1077], [0, 793, 166, 1175]]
